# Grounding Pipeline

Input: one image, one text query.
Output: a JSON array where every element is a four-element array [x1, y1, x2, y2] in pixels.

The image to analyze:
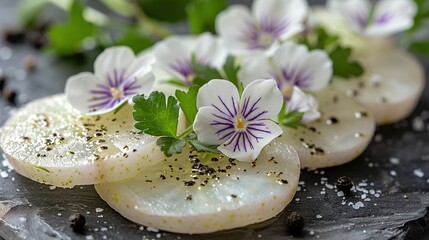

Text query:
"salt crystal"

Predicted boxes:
[[361, 194, 367, 199], [374, 134, 383, 142], [295, 198, 300, 202], [374, 193, 380, 198], [309, 231, 315, 235], [412, 117, 425, 131], [147, 226, 159, 232], [320, 191, 326, 195], [49, 186, 56, 190], [337, 191, 344, 197], [156, 233, 161, 238], [0, 47, 12, 60], [325, 183, 334, 189], [101, 227, 108, 232], [414, 169, 424, 178], [364, 198, 371, 202], [369, 190, 375, 195], [390, 158, 400, 165], [86, 236, 94, 240], [139, 226, 145, 231], [390, 170, 397, 177], [19, 217, 26, 222], [352, 201, 365, 209], [96, 208, 104, 213], [1, 171, 8, 178], [258, 234, 262, 238], [316, 215, 322, 219]]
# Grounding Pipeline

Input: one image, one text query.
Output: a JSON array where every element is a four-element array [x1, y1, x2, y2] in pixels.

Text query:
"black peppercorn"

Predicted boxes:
[[69, 213, 86, 233], [0, 75, 6, 92], [286, 211, 304, 235], [3, 89, 16, 105], [336, 176, 353, 194], [2, 28, 25, 43]]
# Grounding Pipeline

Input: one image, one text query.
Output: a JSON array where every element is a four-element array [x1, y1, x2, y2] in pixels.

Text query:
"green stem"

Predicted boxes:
[[177, 125, 193, 139]]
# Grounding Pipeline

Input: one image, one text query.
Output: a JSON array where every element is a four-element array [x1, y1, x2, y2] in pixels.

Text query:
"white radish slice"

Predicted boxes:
[[0, 94, 163, 187], [276, 87, 375, 169], [95, 141, 300, 234], [331, 47, 425, 125]]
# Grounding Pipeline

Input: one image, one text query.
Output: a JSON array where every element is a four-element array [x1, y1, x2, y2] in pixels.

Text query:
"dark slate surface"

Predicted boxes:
[[1, 0, 429, 239]]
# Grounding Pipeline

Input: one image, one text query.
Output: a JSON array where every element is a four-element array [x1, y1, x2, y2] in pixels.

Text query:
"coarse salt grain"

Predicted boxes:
[[390, 170, 397, 177], [1, 171, 8, 178], [414, 169, 424, 178], [316, 215, 322, 219], [352, 201, 365, 210], [96, 208, 104, 213], [390, 158, 400, 165], [147, 226, 159, 232]]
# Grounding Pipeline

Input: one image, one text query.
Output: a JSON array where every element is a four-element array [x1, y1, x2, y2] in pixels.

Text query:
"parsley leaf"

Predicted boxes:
[[133, 91, 179, 137], [47, 1, 97, 56], [302, 27, 364, 79], [410, 40, 429, 56], [281, 111, 305, 129], [184, 133, 221, 154], [157, 137, 186, 157], [223, 55, 241, 89], [175, 85, 199, 124], [330, 46, 364, 78], [186, 0, 227, 34]]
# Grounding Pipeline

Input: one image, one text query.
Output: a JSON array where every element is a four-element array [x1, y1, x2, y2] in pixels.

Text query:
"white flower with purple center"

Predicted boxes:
[[287, 86, 320, 123], [193, 79, 283, 162], [215, 0, 308, 55], [65, 46, 155, 115], [152, 33, 227, 85], [327, 0, 417, 36], [239, 41, 332, 99]]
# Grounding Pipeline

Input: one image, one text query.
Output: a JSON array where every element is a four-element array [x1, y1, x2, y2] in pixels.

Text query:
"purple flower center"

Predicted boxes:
[[169, 58, 193, 85], [88, 68, 142, 111], [210, 95, 270, 153], [241, 17, 289, 50], [270, 66, 314, 99]]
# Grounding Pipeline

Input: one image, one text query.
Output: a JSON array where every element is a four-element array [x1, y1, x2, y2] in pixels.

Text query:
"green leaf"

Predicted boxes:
[[115, 26, 154, 53], [186, 0, 227, 34], [100, 0, 134, 16], [184, 133, 221, 154], [157, 137, 186, 157], [223, 55, 240, 88], [133, 91, 179, 137], [410, 40, 429, 56], [282, 111, 304, 129], [330, 46, 364, 78], [136, 0, 191, 22], [175, 85, 199, 124], [47, 1, 97, 55], [18, 0, 50, 27], [162, 79, 187, 88], [192, 62, 223, 87]]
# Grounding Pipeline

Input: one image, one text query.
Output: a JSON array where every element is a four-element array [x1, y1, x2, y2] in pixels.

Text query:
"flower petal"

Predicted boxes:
[[152, 36, 196, 82], [238, 52, 273, 87], [215, 5, 256, 55], [287, 86, 320, 123], [194, 33, 228, 69], [327, 0, 371, 33], [239, 79, 283, 120], [65, 72, 127, 115], [252, 0, 308, 40], [365, 0, 417, 36], [218, 121, 282, 162], [194, 106, 234, 145], [271, 42, 332, 91], [196, 79, 240, 115], [126, 54, 156, 80], [94, 46, 136, 81]]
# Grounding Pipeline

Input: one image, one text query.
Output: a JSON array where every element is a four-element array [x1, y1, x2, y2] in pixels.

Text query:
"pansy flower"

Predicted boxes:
[[215, 0, 308, 55], [239, 41, 332, 99], [327, 0, 417, 36], [193, 79, 283, 162], [66, 46, 155, 115], [287, 86, 320, 123], [152, 33, 227, 85]]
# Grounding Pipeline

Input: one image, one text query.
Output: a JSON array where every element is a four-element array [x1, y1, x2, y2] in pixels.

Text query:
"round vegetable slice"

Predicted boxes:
[[276, 87, 375, 169], [331, 47, 425, 125], [0, 94, 162, 187], [95, 141, 300, 234]]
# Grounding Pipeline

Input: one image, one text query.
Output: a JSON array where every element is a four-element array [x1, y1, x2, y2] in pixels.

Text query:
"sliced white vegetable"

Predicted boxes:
[[331, 47, 425, 125], [95, 141, 300, 234], [0, 95, 163, 187], [276, 87, 375, 169]]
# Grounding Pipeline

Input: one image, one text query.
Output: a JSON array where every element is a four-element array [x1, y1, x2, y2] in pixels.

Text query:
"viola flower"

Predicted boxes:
[[327, 0, 417, 36], [287, 86, 320, 123], [152, 33, 227, 85], [239, 41, 332, 99], [193, 79, 283, 162], [65, 46, 155, 115], [215, 0, 308, 55]]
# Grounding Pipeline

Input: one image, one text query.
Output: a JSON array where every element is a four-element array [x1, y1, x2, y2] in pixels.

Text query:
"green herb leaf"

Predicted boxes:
[[330, 46, 364, 78], [282, 111, 305, 129], [47, 1, 97, 56], [184, 133, 221, 154], [175, 85, 199, 124], [410, 40, 429, 56], [133, 91, 179, 137], [115, 26, 154, 53], [18, 0, 50, 27], [192, 63, 223, 87], [223, 55, 240, 88], [186, 0, 227, 34], [100, 0, 134, 16], [136, 0, 191, 22], [157, 137, 186, 157]]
